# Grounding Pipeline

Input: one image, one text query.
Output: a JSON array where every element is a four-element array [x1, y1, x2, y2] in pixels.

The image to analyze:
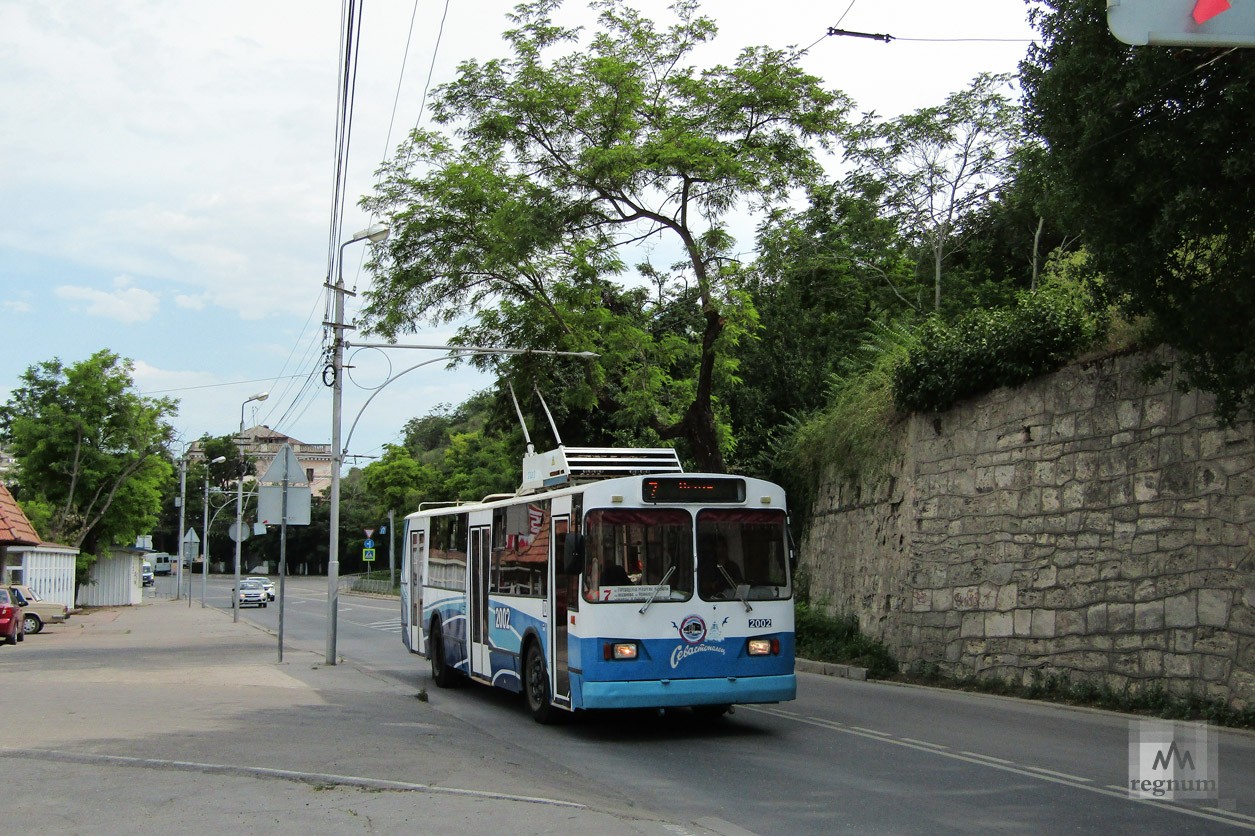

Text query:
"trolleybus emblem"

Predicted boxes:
[[678, 615, 706, 644]]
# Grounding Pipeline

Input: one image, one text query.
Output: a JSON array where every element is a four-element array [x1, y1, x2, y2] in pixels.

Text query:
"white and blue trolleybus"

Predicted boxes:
[[400, 446, 796, 722]]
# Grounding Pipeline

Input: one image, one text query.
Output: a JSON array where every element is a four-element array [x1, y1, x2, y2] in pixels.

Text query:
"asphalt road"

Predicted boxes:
[[150, 574, 1255, 834]]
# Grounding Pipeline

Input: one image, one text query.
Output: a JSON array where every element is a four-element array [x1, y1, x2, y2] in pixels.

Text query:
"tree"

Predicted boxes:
[[845, 72, 1022, 312], [1022, 0, 1255, 421], [362, 0, 850, 471], [152, 435, 248, 556], [730, 181, 918, 470], [0, 350, 177, 553]]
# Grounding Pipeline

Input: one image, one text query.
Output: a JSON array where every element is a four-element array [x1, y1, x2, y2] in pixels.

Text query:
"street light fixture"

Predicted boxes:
[[234, 391, 269, 623], [327, 223, 390, 664], [202, 455, 227, 608]]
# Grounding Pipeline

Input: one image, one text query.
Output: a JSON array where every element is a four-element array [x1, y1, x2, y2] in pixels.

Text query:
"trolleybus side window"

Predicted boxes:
[[583, 508, 692, 603], [490, 501, 549, 597], [697, 509, 790, 601], [429, 513, 469, 590]]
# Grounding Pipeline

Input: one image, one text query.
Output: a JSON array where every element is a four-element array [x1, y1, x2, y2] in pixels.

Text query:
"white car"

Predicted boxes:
[[246, 576, 275, 601], [236, 579, 267, 608]]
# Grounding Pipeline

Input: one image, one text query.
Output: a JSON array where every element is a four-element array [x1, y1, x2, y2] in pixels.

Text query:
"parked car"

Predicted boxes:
[[142, 562, 155, 587], [7, 583, 70, 634], [236, 580, 267, 608], [246, 576, 275, 601], [0, 587, 25, 645]]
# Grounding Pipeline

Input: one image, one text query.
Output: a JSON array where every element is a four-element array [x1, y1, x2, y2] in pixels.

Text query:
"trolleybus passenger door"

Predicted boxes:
[[469, 526, 491, 677], [411, 529, 425, 654], [552, 516, 572, 704]]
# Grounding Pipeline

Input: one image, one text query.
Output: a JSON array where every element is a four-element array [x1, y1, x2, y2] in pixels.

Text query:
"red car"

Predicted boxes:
[[0, 587, 24, 645]]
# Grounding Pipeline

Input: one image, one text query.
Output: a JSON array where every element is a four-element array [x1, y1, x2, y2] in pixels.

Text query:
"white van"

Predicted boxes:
[[151, 552, 173, 576]]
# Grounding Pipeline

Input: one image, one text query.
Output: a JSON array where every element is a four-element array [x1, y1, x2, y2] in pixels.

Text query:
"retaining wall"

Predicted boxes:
[[802, 349, 1255, 708]]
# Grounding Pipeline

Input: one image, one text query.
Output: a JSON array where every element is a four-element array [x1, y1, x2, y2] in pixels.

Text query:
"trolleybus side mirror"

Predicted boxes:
[[563, 533, 585, 575]]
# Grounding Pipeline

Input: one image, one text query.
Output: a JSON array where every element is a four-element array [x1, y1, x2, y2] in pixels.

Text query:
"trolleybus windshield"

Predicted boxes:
[[582, 508, 693, 603]]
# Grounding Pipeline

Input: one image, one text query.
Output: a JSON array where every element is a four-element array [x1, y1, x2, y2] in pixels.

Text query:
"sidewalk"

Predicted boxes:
[[0, 599, 725, 836]]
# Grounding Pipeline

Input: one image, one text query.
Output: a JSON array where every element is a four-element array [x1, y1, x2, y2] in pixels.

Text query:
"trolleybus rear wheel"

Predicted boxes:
[[524, 641, 556, 724], [429, 621, 460, 688]]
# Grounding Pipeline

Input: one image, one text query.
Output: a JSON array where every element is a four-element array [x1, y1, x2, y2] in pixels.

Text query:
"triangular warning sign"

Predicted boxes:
[[261, 443, 308, 484]]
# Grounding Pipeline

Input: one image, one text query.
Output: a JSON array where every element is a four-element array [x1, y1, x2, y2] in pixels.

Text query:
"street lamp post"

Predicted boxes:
[[202, 455, 227, 607], [326, 223, 390, 665], [175, 453, 188, 602], [234, 392, 269, 623]]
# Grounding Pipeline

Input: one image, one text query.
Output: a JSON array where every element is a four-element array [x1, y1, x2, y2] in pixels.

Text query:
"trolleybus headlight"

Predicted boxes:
[[605, 641, 638, 661], [747, 638, 778, 656]]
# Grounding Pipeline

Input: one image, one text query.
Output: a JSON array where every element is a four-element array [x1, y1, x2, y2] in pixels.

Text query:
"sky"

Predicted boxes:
[[0, 0, 1038, 468]]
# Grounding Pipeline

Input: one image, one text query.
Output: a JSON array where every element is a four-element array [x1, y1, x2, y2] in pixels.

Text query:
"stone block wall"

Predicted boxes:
[[802, 349, 1255, 708]]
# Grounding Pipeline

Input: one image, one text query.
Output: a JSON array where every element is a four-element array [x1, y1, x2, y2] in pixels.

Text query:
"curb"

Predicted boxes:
[[796, 657, 868, 681]]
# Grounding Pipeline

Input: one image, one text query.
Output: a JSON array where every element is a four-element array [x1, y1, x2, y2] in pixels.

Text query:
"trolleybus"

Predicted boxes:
[[399, 446, 796, 722]]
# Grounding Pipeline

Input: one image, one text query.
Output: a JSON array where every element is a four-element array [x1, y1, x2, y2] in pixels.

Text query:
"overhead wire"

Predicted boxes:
[[324, 0, 458, 461], [347, 0, 451, 297]]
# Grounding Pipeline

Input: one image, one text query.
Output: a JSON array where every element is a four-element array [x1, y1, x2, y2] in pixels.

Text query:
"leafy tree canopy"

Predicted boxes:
[[1022, 0, 1255, 420], [0, 350, 177, 553], [845, 72, 1023, 313], [361, 0, 851, 471]]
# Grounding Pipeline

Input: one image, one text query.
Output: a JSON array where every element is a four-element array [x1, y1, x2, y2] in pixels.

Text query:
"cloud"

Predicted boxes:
[[55, 276, 160, 323], [2, 300, 32, 314]]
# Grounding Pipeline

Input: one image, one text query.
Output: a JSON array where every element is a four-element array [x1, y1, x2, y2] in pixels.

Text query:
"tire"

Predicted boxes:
[[692, 703, 731, 720], [4, 627, 14, 646], [429, 621, 460, 688], [523, 640, 556, 724], [22, 613, 42, 635]]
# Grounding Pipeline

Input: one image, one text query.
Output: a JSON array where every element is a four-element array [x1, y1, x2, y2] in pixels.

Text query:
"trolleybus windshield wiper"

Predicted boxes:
[[638, 564, 676, 614], [718, 564, 752, 612]]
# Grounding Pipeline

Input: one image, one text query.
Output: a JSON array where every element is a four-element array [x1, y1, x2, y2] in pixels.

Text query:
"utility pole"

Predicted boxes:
[[326, 224, 390, 665]]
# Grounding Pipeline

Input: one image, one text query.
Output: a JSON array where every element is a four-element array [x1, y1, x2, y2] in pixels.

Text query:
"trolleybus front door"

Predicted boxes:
[[469, 526, 491, 677]]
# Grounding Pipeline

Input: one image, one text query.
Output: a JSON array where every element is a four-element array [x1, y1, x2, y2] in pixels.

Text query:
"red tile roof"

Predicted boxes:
[[0, 483, 40, 546]]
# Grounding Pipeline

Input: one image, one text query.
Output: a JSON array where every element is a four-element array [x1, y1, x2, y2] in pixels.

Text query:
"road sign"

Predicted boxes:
[[363, 538, 375, 549], [261, 444, 308, 485], [363, 548, 376, 562], [228, 521, 250, 543], [1108, 0, 1255, 46]]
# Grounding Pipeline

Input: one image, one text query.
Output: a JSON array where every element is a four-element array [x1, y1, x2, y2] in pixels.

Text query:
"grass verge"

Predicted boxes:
[[898, 663, 1255, 729]]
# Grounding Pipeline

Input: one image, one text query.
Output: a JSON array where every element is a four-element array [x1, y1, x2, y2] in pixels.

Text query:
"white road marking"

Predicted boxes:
[[742, 706, 1254, 831]]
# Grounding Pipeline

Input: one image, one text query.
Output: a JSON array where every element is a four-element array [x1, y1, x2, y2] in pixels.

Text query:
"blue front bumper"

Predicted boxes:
[[577, 673, 796, 710]]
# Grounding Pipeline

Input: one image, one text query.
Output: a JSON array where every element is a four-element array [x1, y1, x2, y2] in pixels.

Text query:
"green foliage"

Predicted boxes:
[[732, 183, 920, 473], [1023, 0, 1255, 422], [771, 323, 915, 525], [359, 399, 519, 522], [893, 280, 1107, 413], [0, 350, 176, 552], [845, 72, 1024, 311], [794, 601, 897, 679], [361, 0, 851, 471]]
